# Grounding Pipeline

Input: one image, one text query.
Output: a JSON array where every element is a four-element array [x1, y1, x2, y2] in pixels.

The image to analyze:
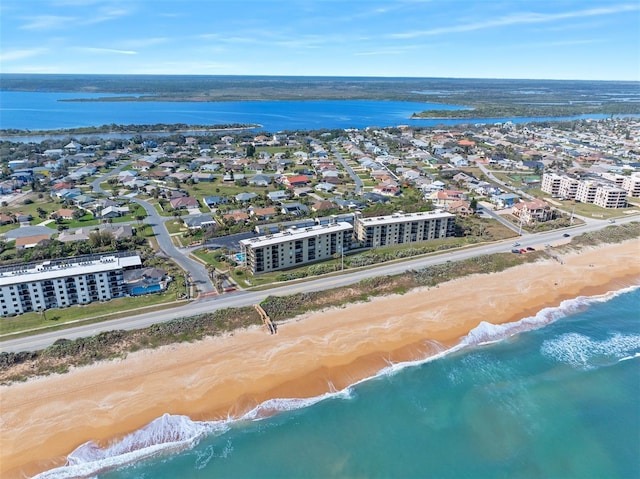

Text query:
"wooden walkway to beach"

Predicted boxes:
[[255, 304, 277, 334]]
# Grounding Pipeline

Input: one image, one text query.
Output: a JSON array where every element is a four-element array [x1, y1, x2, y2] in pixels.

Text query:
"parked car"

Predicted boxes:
[[526, 247, 535, 251], [511, 249, 521, 254], [520, 249, 527, 253], [563, 233, 571, 237]]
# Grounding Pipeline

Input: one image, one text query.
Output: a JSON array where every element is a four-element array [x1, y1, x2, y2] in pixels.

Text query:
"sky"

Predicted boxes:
[[1, 0, 639, 81]]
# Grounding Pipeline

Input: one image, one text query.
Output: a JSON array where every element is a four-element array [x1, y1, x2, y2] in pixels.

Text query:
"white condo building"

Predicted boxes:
[[354, 211, 455, 248], [240, 211, 456, 274], [543, 173, 630, 208], [0, 252, 142, 317], [593, 185, 627, 209], [240, 222, 352, 274], [622, 173, 640, 198]]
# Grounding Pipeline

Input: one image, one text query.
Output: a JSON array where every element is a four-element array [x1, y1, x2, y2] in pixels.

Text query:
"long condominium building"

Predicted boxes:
[[240, 222, 352, 274], [354, 211, 455, 248], [0, 252, 142, 317], [542, 173, 628, 208], [240, 211, 456, 274]]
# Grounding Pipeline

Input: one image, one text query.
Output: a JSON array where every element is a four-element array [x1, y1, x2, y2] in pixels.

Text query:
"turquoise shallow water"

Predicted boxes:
[[38, 287, 640, 479]]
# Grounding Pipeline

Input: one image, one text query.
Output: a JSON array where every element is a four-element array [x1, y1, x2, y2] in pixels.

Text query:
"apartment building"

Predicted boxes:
[[593, 185, 627, 209], [543, 173, 631, 208], [240, 222, 353, 274], [353, 211, 455, 248], [558, 176, 580, 199], [622, 173, 640, 198], [575, 181, 598, 204], [0, 252, 142, 317], [541, 173, 562, 196], [240, 211, 456, 274]]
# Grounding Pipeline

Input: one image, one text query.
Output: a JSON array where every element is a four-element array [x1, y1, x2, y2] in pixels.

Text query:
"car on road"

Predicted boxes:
[[609, 219, 616, 223], [563, 233, 571, 237], [513, 242, 521, 247]]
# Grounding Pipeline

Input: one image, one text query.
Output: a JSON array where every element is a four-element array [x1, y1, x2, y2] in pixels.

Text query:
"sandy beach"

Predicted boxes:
[[1, 240, 639, 478]]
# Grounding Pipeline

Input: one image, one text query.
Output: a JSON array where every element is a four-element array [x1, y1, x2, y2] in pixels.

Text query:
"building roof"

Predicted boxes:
[[240, 222, 353, 249], [358, 210, 454, 227], [0, 252, 141, 287]]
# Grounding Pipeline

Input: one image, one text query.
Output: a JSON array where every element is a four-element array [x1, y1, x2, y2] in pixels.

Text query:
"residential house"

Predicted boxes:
[[448, 200, 472, 215], [248, 174, 272, 187], [249, 206, 279, 220], [282, 175, 310, 188], [170, 197, 199, 210], [311, 200, 335, 212], [222, 210, 250, 223], [512, 199, 554, 225], [53, 208, 75, 220], [184, 214, 217, 229], [203, 196, 229, 209], [15, 234, 51, 250], [281, 202, 309, 216], [235, 192, 258, 203]]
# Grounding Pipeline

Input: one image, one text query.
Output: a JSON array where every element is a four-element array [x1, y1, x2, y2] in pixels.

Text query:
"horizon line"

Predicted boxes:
[[0, 73, 638, 83]]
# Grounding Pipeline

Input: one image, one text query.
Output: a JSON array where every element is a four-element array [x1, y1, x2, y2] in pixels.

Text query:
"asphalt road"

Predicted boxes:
[[2, 215, 636, 353], [90, 161, 215, 293]]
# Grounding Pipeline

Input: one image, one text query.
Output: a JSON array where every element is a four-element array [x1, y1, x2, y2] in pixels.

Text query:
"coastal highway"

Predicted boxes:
[[1, 216, 637, 353]]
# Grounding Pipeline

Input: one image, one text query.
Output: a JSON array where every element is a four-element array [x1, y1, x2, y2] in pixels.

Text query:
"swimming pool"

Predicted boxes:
[[131, 284, 162, 295]]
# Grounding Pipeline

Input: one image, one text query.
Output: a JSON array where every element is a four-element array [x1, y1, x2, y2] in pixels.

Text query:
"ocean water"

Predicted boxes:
[[37, 286, 640, 479], [0, 90, 634, 135]]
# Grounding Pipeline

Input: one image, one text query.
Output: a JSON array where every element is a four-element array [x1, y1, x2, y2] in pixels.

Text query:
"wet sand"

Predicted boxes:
[[1, 240, 639, 478]]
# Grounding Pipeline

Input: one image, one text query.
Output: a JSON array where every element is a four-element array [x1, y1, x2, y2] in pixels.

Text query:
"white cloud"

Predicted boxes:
[[389, 3, 640, 39], [20, 15, 76, 31], [84, 6, 133, 25], [75, 47, 138, 55], [0, 48, 48, 62]]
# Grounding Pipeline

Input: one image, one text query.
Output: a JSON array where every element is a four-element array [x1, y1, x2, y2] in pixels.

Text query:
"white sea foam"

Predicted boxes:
[[541, 332, 640, 369], [34, 414, 229, 479], [462, 284, 640, 347], [35, 284, 639, 478]]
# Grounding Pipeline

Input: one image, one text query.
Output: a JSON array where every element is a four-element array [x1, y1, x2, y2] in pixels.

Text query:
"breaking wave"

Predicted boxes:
[[541, 332, 640, 369], [35, 285, 639, 478]]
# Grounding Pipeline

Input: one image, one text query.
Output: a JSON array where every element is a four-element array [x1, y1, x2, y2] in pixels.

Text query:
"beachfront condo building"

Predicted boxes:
[[622, 173, 640, 198], [240, 222, 353, 274], [240, 211, 456, 274], [353, 211, 455, 248], [541, 173, 562, 196], [0, 252, 142, 317], [593, 185, 628, 209], [543, 173, 630, 208]]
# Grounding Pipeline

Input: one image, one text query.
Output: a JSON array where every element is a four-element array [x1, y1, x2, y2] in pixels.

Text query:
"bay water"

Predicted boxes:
[[38, 286, 640, 479], [0, 91, 630, 136]]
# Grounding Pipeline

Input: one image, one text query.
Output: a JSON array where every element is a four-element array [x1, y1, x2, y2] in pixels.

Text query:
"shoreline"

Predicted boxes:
[[1, 240, 639, 478]]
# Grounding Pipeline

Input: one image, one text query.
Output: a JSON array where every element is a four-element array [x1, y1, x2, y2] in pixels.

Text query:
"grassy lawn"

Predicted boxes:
[[557, 200, 640, 219], [1, 192, 61, 219], [164, 219, 186, 234], [182, 182, 278, 199], [0, 285, 188, 337]]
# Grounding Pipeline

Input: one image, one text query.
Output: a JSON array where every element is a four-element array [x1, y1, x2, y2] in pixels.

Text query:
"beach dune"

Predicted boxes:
[[1, 240, 639, 478]]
